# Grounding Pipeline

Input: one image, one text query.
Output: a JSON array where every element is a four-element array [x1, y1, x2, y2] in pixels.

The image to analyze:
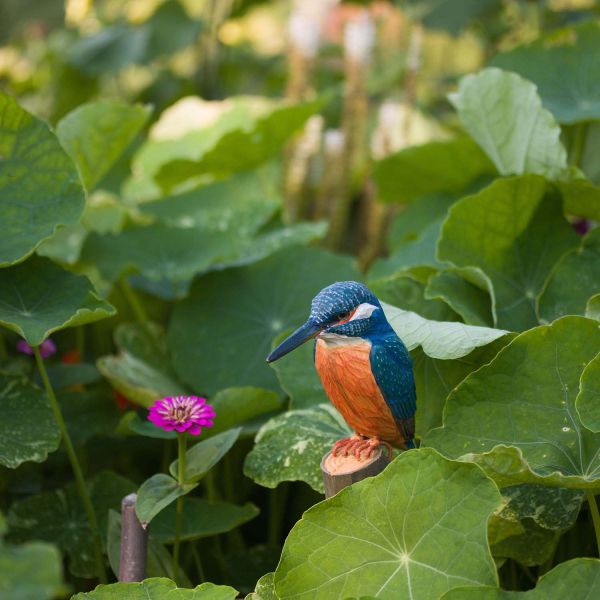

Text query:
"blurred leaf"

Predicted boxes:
[[576, 352, 600, 433], [442, 558, 600, 599], [7, 471, 135, 578], [371, 272, 460, 322], [425, 268, 494, 327], [36, 223, 87, 264], [270, 330, 328, 410], [0, 541, 64, 600], [169, 247, 360, 394], [169, 428, 242, 483], [491, 519, 560, 566], [587, 294, 600, 321], [135, 474, 197, 526], [449, 68, 568, 179], [56, 101, 151, 191], [156, 98, 322, 190], [0, 91, 85, 266], [412, 335, 514, 438], [244, 404, 350, 493], [97, 322, 188, 408], [151, 498, 259, 543], [45, 362, 101, 390], [209, 388, 282, 436], [274, 448, 500, 599], [0, 373, 60, 468], [491, 22, 600, 124], [556, 178, 600, 221], [438, 175, 579, 331], [381, 303, 508, 359], [373, 138, 495, 203], [538, 228, 600, 323], [128, 414, 176, 439], [72, 578, 238, 599], [0, 256, 115, 346], [425, 317, 600, 490]]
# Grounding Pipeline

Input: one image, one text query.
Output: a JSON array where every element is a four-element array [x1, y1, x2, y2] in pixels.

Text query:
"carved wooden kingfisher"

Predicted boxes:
[[267, 281, 416, 459]]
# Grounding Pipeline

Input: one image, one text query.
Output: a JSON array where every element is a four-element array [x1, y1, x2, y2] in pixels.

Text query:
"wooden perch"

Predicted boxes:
[[119, 493, 148, 582], [321, 449, 390, 498]]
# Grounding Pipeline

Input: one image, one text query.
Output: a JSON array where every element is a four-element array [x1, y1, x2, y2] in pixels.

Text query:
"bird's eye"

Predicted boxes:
[[338, 311, 350, 320]]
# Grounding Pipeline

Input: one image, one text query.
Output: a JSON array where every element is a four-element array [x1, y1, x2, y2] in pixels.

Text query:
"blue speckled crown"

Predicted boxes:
[[310, 281, 381, 325]]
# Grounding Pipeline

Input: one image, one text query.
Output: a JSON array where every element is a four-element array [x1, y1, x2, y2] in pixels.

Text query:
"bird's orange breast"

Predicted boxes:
[[315, 337, 404, 447]]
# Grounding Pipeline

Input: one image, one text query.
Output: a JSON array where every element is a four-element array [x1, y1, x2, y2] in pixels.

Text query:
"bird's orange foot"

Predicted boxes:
[[331, 435, 392, 461]]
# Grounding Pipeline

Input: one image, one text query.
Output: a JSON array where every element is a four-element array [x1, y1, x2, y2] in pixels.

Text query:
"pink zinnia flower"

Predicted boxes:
[[16, 338, 57, 359], [148, 396, 216, 435]]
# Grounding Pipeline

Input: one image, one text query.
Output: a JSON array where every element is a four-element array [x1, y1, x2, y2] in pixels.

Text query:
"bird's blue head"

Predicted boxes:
[[266, 281, 390, 362]]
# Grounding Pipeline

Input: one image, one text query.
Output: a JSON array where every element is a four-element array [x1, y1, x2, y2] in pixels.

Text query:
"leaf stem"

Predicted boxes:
[[191, 542, 206, 582], [173, 432, 187, 582], [586, 490, 600, 556], [119, 278, 149, 325], [570, 122, 589, 168], [268, 483, 289, 548], [33, 345, 107, 583]]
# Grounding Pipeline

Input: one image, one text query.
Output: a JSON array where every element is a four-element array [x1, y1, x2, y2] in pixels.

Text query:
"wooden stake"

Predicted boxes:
[[321, 449, 390, 498], [119, 493, 148, 582]]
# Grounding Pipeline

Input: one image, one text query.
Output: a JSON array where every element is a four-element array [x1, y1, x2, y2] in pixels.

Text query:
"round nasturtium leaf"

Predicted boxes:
[[425, 316, 600, 490], [168, 246, 361, 394], [576, 352, 600, 433], [0, 373, 60, 469], [0, 92, 85, 267], [491, 21, 600, 124], [442, 558, 600, 599], [0, 256, 115, 346], [274, 448, 501, 600]]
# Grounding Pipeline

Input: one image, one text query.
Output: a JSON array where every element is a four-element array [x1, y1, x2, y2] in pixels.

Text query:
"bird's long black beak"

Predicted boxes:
[[266, 320, 322, 363]]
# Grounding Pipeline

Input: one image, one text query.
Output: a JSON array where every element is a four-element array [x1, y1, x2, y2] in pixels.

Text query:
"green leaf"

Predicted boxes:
[[556, 178, 600, 222], [425, 317, 600, 490], [151, 498, 259, 543], [412, 336, 514, 438], [138, 169, 280, 237], [274, 448, 501, 599], [491, 22, 600, 124], [0, 373, 60, 468], [587, 294, 600, 321], [97, 322, 188, 408], [381, 303, 508, 359], [438, 175, 580, 331], [449, 68, 568, 178], [72, 578, 239, 599], [424, 268, 495, 327], [270, 330, 329, 410], [45, 362, 101, 390], [128, 414, 177, 439], [490, 519, 559, 567], [373, 137, 496, 203], [169, 428, 242, 483], [209, 388, 282, 436], [0, 541, 64, 600], [136, 474, 197, 526], [56, 101, 151, 191], [371, 272, 460, 322], [538, 228, 600, 323], [169, 246, 361, 394], [7, 471, 135, 578], [156, 99, 322, 190], [576, 352, 600, 433], [244, 404, 350, 493], [0, 91, 85, 266], [246, 573, 276, 600], [0, 256, 115, 346], [441, 558, 600, 599]]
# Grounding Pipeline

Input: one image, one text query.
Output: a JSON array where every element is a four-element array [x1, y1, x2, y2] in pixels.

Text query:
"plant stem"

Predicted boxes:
[[173, 433, 187, 582], [191, 542, 206, 582], [570, 122, 589, 168], [119, 278, 150, 325], [268, 484, 289, 548], [586, 490, 600, 556], [33, 346, 107, 583]]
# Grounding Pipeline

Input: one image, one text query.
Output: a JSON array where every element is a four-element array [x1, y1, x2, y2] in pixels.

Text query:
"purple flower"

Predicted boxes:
[[16, 338, 57, 359], [148, 396, 216, 435]]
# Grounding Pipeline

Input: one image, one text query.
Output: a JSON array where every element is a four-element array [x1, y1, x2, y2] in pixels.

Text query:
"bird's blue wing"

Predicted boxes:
[[369, 336, 416, 426]]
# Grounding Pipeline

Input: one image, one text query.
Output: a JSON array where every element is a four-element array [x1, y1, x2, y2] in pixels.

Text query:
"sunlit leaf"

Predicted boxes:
[[425, 317, 600, 490], [274, 448, 501, 599], [244, 404, 351, 493], [246, 573, 276, 600], [576, 352, 600, 433], [0, 91, 85, 266], [449, 68, 568, 179]]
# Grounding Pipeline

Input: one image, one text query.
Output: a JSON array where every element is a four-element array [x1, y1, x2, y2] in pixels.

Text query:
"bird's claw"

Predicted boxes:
[[331, 435, 392, 461]]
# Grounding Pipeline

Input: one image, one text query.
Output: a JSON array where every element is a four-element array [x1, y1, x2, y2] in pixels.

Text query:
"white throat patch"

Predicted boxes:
[[349, 302, 378, 321]]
